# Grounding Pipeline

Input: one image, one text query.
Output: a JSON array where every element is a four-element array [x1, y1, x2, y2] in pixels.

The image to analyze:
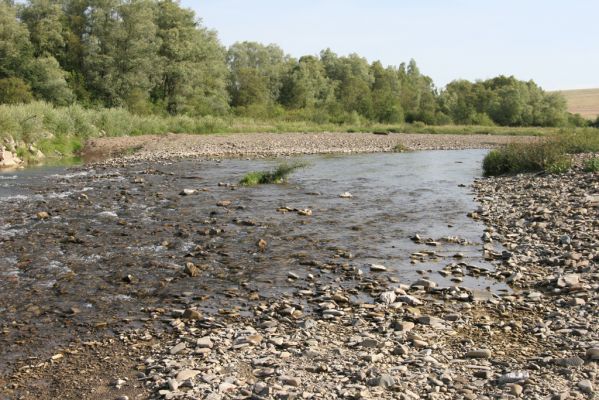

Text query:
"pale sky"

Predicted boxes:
[[181, 0, 599, 91]]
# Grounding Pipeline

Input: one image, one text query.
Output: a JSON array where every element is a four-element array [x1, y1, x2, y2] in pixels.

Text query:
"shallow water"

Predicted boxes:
[[0, 150, 503, 370]]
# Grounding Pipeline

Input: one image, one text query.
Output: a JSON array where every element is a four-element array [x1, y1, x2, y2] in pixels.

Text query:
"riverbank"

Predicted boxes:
[[1, 152, 597, 400], [82, 132, 536, 164]]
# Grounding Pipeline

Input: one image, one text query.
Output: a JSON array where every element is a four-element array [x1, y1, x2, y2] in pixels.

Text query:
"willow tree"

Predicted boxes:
[[155, 0, 229, 115]]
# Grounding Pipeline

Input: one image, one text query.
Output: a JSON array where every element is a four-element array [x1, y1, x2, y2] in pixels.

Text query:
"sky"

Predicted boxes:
[[181, 0, 598, 91]]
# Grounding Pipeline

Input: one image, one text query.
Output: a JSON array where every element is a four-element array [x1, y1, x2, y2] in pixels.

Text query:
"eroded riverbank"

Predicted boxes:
[[1, 150, 597, 400]]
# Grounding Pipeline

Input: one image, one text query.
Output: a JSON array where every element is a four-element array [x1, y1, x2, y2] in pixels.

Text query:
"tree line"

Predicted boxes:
[[0, 0, 591, 127]]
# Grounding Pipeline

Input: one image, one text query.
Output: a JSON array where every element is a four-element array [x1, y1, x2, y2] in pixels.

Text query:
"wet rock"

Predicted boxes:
[[287, 271, 299, 280], [369, 263, 387, 272], [412, 279, 437, 289], [183, 308, 202, 320], [184, 262, 200, 277], [36, 211, 50, 220], [257, 238, 267, 251], [97, 211, 119, 219], [396, 295, 422, 306]]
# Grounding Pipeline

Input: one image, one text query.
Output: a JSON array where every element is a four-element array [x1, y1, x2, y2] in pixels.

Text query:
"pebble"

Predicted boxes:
[[170, 342, 186, 355], [586, 347, 599, 360], [554, 356, 584, 367], [369, 263, 387, 272], [196, 336, 213, 348], [577, 380, 593, 394], [176, 369, 200, 381], [510, 383, 523, 397], [465, 349, 492, 359], [498, 371, 529, 384]]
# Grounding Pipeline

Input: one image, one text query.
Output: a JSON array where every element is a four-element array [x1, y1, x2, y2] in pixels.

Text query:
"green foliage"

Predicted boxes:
[[392, 143, 410, 153], [481, 131, 599, 176], [482, 141, 572, 176], [240, 162, 307, 186], [19, 0, 66, 58], [1, 0, 581, 131], [440, 76, 569, 128], [583, 157, 599, 172], [0, 77, 33, 104], [545, 158, 572, 174], [155, 0, 229, 115], [0, 1, 34, 79], [27, 56, 74, 105]]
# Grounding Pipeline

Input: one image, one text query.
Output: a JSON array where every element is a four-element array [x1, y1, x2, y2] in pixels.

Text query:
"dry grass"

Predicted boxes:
[[557, 88, 599, 119]]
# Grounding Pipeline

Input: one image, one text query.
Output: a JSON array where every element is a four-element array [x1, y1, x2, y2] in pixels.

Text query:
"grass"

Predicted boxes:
[[240, 162, 307, 186], [0, 101, 596, 165], [557, 88, 599, 120], [583, 157, 599, 172], [393, 143, 411, 153], [482, 129, 599, 176]]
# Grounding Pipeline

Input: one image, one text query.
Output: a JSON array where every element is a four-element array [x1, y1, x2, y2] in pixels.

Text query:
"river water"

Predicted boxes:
[[0, 149, 503, 370]]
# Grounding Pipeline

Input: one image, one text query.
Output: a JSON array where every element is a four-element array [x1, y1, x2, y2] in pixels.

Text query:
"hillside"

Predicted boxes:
[[558, 88, 599, 119]]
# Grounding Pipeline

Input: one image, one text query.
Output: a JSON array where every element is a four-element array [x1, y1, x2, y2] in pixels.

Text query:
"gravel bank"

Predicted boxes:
[[83, 132, 536, 164]]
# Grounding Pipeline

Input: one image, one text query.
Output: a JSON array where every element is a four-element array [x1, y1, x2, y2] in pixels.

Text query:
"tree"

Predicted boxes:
[[0, 1, 72, 104], [27, 55, 74, 104], [370, 61, 403, 123], [155, 0, 229, 115], [227, 41, 289, 108], [114, 0, 160, 112], [280, 55, 334, 109], [19, 0, 66, 58], [0, 1, 34, 79], [319, 50, 374, 118]]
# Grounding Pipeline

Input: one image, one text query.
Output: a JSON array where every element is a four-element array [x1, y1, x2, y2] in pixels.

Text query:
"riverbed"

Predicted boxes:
[[0, 150, 500, 371]]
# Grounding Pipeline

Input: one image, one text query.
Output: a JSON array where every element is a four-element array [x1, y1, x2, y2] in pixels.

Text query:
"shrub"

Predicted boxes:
[[482, 140, 571, 176], [0, 77, 33, 104], [240, 162, 306, 186], [392, 143, 410, 153], [583, 157, 599, 172]]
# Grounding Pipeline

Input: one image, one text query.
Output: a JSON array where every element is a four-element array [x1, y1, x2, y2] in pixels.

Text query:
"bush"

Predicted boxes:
[[0, 77, 33, 104], [583, 157, 599, 172], [240, 162, 306, 186], [482, 140, 571, 176]]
